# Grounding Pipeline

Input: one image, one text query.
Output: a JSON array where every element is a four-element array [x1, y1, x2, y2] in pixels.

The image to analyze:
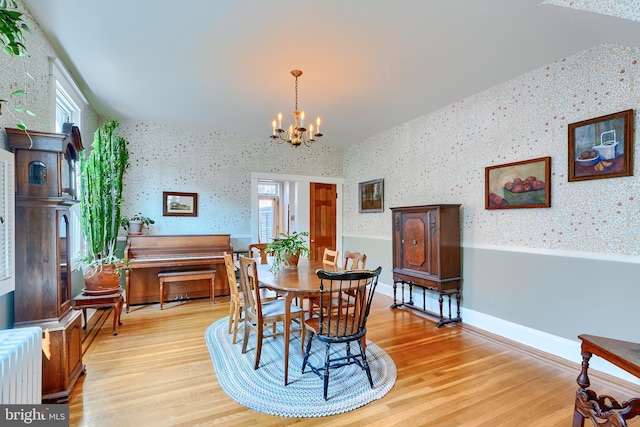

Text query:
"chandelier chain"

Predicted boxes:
[[294, 75, 299, 112]]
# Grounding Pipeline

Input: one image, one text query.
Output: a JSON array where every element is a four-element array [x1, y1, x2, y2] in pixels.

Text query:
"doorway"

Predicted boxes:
[[309, 183, 337, 261], [250, 172, 343, 259]]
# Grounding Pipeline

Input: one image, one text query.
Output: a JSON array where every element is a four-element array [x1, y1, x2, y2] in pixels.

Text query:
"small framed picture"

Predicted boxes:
[[163, 191, 198, 217], [359, 178, 384, 213], [568, 109, 634, 181], [485, 157, 551, 209]]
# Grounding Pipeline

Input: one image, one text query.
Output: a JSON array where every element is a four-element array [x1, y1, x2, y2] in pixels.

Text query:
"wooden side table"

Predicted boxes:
[[73, 288, 125, 335], [572, 334, 640, 427]]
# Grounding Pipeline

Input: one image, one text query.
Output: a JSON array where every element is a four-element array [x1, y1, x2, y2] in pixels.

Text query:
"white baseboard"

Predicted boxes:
[[375, 280, 639, 386]]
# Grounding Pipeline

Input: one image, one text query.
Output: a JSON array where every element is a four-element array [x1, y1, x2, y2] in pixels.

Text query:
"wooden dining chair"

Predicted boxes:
[[302, 267, 382, 400], [343, 251, 367, 270], [304, 248, 340, 316], [321, 248, 339, 266], [238, 256, 306, 370], [308, 248, 360, 317], [223, 252, 244, 344], [248, 243, 271, 264]]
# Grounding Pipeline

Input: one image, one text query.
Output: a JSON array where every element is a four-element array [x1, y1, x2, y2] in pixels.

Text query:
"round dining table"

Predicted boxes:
[[256, 259, 341, 385]]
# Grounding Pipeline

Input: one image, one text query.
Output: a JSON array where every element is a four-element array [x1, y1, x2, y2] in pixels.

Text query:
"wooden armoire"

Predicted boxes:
[[390, 204, 462, 327], [6, 127, 85, 403]]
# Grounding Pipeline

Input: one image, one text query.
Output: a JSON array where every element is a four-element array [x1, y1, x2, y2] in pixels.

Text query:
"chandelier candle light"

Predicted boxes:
[[270, 70, 323, 147]]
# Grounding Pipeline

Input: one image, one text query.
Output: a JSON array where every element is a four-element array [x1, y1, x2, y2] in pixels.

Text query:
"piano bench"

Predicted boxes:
[[157, 269, 216, 310]]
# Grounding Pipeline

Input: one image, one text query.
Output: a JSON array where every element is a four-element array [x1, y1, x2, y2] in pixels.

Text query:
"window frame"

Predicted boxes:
[[0, 148, 15, 297], [50, 57, 87, 267], [258, 181, 282, 243]]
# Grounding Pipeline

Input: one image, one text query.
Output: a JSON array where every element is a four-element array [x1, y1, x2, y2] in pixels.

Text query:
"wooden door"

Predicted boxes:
[[309, 183, 337, 261]]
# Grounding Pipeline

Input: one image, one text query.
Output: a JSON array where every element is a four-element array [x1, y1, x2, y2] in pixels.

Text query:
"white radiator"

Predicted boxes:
[[0, 327, 42, 404]]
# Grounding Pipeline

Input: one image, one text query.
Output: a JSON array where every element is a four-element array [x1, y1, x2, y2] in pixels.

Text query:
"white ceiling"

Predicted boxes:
[[22, 0, 640, 148]]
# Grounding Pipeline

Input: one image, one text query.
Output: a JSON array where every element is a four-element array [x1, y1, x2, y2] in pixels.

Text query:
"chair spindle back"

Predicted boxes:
[[315, 267, 382, 341]]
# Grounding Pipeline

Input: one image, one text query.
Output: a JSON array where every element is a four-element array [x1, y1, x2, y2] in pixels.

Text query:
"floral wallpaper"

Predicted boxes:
[[0, 5, 54, 134], [116, 120, 343, 236], [543, 0, 640, 22], [0, 1, 99, 149], [343, 43, 640, 257]]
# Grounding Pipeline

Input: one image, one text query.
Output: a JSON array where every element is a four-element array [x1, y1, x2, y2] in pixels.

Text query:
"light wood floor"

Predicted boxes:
[[69, 294, 639, 427]]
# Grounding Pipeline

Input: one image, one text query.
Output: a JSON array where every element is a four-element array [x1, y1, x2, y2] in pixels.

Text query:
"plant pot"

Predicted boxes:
[[284, 253, 300, 269], [83, 264, 122, 295], [127, 220, 143, 235]]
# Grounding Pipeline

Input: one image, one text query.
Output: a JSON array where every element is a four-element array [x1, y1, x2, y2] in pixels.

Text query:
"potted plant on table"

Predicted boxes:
[[266, 231, 311, 274], [120, 212, 154, 235], [78, 120, 130, 295]]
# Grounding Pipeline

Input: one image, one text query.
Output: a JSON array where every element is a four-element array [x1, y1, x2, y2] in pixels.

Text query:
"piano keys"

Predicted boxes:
[[124, 234, 232, 309]]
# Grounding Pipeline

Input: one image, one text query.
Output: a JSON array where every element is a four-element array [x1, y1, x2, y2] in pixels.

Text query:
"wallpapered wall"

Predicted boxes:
[[0, 1, 99, 149], [0, 5, 52, 134], [343, 43, 640, 258], [543, 0, 640, 22], [340, 43, 640, 381], [115, 121, 343, 237]]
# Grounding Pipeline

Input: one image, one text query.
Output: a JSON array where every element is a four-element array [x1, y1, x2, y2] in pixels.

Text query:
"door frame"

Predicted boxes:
[[250, 172, 343, 259]]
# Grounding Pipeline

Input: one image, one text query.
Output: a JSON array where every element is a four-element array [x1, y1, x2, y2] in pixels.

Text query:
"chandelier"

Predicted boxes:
[[270, 70, 323, 147]]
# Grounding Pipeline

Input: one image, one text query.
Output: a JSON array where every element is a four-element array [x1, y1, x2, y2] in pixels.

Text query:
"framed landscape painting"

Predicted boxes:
[[163, 191, 198, 217], [359, 178, 384, 213], [568, 109, 634, 182], [485, 157, 551, 209]]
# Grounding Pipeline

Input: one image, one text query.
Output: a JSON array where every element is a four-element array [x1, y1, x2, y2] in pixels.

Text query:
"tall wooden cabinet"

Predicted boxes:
[[391, 204, 462, 327], [6, 127, 85, 402]]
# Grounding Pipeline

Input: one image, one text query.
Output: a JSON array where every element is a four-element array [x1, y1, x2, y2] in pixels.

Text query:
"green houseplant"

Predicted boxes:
[[120, 212, 154, 235], [79, 120, 130, 294], [266, 231, 311, 273]]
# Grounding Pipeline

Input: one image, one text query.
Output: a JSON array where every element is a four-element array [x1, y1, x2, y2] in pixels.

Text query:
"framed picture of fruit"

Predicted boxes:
[[568, 109, 634, 182], [485, 157, 551, 209]]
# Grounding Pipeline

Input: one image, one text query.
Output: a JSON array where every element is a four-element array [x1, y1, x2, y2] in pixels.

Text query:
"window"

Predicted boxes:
[[51, 57, 86, 264], [258, 181, 281, 243], [0, 149, 15, 296]]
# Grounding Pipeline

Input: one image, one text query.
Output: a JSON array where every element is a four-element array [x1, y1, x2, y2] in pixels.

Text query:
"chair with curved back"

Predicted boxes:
[[248, 243, 271, 264], [238, 256, 306, 370], [306, 248, 341, 316], [321, 248, 339, 266], [343, 251, 367, 270], [302, 266, 382, 400]]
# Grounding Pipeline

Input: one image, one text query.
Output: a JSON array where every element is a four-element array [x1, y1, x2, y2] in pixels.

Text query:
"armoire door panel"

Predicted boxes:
[[402, 216, 426, 270]]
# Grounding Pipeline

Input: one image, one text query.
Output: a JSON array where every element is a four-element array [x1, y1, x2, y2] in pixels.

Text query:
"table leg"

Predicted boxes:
[[283, 291, 292, 386], [118, 297, 124, 326], [125, 269, 131, 313], [572, 392, 586, 427], [112, 296, 123, 335], [209, 274, 215, 303]]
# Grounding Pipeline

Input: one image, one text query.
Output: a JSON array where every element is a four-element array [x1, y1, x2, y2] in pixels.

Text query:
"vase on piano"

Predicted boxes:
[[82, 263, 122, 295]]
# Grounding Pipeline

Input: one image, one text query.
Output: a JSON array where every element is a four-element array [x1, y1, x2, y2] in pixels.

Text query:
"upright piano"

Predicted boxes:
[[124, 234, 232, 309]]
